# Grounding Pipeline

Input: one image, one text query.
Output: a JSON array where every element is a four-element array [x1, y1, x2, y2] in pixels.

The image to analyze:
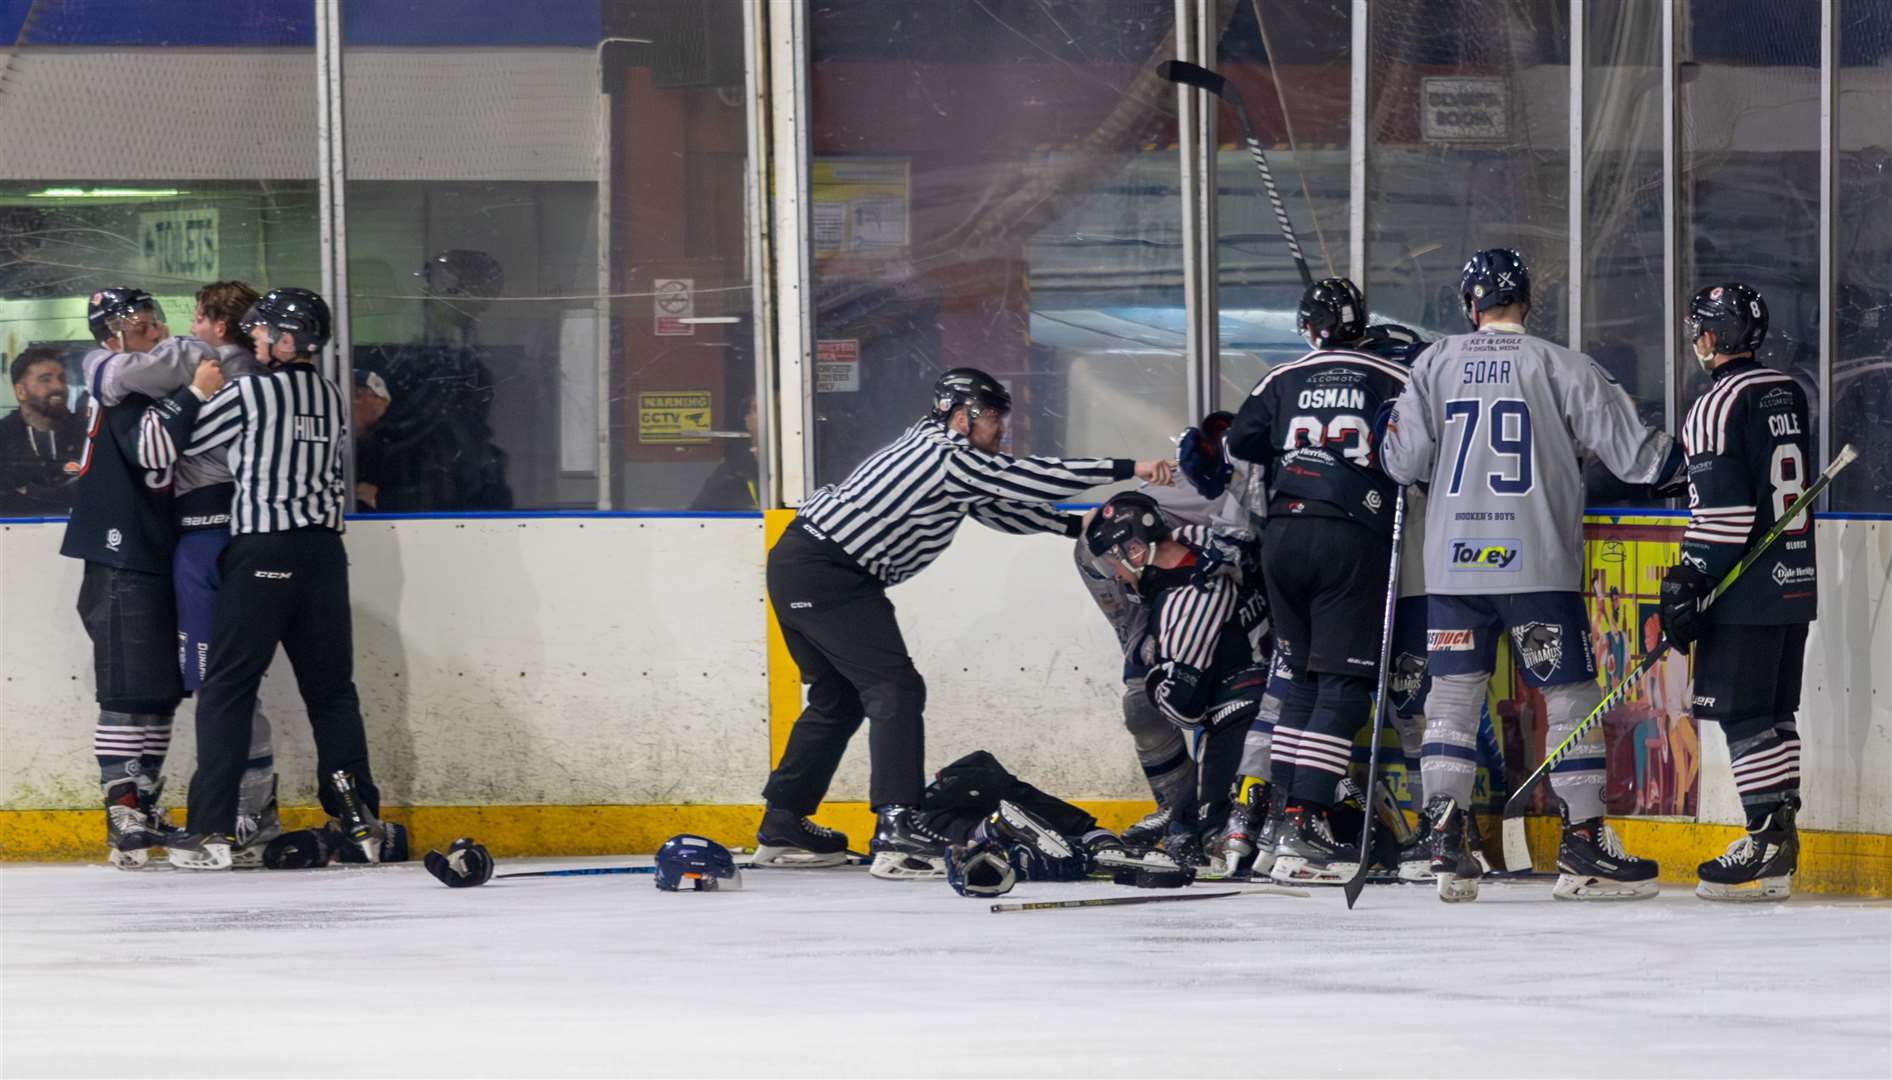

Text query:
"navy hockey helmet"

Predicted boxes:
[[653, 834, 743, 892], [1296, 277, 1367, 346], [87, 287, 163, 344], [240, 287, 332, 358], [929, 367, 1012, 421], [1686, 283, 1768, 358], [1085, 490, 1170, 571], [1459, 248, 1531, 326], [1357, 322, 1424, 365]]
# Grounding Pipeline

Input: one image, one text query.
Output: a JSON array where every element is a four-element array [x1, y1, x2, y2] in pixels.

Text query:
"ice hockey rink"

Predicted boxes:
[[3, 860, 1888, 1079]]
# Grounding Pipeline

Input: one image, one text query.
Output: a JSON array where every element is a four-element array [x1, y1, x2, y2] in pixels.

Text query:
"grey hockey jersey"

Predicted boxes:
[[1381, 324, 1680, 595]]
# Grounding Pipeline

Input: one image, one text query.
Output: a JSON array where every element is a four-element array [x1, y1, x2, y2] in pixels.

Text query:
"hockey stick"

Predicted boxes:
[[1498, 443, 1859, 872], [1343, 488, 1408, 909], [495, 852, 870, 880], [990, 884, 1308, 913], [1156, 59, 1314, 287]]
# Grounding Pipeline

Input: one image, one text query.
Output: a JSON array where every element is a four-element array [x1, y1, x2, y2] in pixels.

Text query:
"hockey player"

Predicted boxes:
[[158, 280, 284, 866], [1381, 249, 1685, 901], [1659, 284, 1815, 902], [1073, 412, 1241, 850], [1222, 277, 1409, 884], [1083, 490, 1269, 871], [59, 288, 215, 868], [757, 368, 1171, 879]]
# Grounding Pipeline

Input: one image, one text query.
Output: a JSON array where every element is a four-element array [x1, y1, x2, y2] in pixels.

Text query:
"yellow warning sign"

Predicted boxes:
[[638, 391, 713, 444]]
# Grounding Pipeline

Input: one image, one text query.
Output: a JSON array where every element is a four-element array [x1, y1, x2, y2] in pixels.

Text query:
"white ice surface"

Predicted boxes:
[[3, 859, 1889, 1079]]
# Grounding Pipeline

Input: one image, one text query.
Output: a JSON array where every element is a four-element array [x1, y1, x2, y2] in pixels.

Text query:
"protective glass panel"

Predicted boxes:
[[1212, 0, 1351, 401], [1366, 0, 1571, 343], [341, 0, 759, 513], [805, 0, 1185, 491], [1675, 1, 1820, 465], [1832, 0, 1892, 511], [0, 3, 320, 519]]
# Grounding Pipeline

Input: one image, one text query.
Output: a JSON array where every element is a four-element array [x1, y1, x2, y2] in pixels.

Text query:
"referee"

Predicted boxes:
[[753, 367, 1172, 879], [141, 287, 395, 869]]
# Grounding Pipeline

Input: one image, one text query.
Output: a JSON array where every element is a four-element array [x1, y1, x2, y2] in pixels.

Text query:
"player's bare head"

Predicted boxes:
[[1459, 249, 1531, 329], [193, 280, 261, 348]]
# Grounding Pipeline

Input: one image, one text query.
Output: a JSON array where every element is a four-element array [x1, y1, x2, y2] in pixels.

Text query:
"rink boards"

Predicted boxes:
[[1, 512, 1888, 894]]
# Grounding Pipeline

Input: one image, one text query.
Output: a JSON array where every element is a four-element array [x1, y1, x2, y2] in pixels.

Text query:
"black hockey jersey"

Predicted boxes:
[[1679, 359, 1816, 625], [1226, 348, 1409, 536], [59, 389, 175, 573]]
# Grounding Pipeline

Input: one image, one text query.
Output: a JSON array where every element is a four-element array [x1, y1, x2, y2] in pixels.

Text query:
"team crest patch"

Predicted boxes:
[[1512, 622, 1564, 681], [1390, 651, 1427, 712]]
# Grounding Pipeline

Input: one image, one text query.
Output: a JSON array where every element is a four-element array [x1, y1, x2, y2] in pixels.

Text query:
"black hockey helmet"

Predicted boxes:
[[1358, 322, 1424, 364], [240, 287, 332, 358], [1686, 282, 1768, 356], [1085, 490, 1171, 565], [417, 249, 504, 302], [1459, 248, 1531, 325], [930, 367, 1012, 421], [86, 287, 163, 344], [1296, 277, 1367, 346]]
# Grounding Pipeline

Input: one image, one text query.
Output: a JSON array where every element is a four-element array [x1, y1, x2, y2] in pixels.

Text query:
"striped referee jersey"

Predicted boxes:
[[799, 418, 1134, 585], [139, 363, 348, 534]]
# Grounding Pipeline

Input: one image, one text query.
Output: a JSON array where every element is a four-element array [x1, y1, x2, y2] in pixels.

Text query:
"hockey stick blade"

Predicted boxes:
[[1344, 489, 1407, 909], [990, 884, 1307, 913], [1156, 59, 1226, 96], [1497, 443, 1858, 873]]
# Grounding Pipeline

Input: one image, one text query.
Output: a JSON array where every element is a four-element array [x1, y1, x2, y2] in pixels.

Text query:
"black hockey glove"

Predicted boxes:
[[945, 843, 1016, 898], [1658, 562, 1713, 651], [424, 837, 496, 888]]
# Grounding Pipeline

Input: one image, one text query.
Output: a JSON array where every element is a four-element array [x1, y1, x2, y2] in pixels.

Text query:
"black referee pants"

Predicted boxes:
[[761, 523, 927, 813], [185, 528, 378, 836]]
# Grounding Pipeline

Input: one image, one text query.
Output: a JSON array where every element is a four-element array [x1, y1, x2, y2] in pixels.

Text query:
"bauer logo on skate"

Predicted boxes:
[[1449, 538, 1520, 570]]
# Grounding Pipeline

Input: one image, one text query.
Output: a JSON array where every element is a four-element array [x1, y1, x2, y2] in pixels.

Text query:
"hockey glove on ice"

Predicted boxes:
[[1658, 562, 1713, 651], [425, 837, 496, 888]]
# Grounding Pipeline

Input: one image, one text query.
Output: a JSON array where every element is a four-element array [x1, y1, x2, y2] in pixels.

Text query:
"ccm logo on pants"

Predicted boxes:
[[253, 570, 293, 579]]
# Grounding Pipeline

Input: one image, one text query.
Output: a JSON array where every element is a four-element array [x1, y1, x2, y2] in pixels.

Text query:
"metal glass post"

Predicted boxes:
[[743, 0, 777, 510], [1569, 0, 1584, 352], [1661, 0, 1679, 435], [769, 0, 813, 504], [1818, 0, 1838, 488], [315, 0, 355, 507], [1348, 0, 1367, 286], [1195, 0, 1218, 412], [1175, 0, 1207, 422]]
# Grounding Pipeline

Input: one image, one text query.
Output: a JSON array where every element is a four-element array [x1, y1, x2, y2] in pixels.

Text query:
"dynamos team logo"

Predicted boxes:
[[1389, 652, 1427, 713], [1511, 622, 1564, 681]]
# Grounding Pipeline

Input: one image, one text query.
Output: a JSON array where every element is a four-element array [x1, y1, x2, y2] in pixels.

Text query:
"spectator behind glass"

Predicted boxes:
[[351, 368, 392, 509], [691, 394, 759, 510], [0, 345, 86, 515]]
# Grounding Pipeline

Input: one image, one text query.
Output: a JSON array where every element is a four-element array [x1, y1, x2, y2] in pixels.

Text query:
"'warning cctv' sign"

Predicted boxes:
[[638, 391, 713, 445]]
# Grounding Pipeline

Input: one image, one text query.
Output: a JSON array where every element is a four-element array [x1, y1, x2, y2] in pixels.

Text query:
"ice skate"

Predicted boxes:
[[1269, 804, 1360, 885], [231, 773, 283, 870], [167, 831, 234, 871], [1697, 804, 1797, 903], [753, 806, 851, 868], [1554, 811, 1659, 901], [328, 770, 409, 864], [1425, 795, 1482, 902], [103, 779, 162, 871], [1397, 794, 1449, 882], [1159, 822, 1206, 871], [1205, 780, 1267, 879], [1121, 804, 1172, 848], [867, 805, 947, 880], [984, 800, 1074, 861]]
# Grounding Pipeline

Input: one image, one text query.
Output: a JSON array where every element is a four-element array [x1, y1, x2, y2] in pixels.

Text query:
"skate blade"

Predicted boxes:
[[1695, 875, 1792, 902], [108, 847, 152, 870], [751, 845, 849, 869], [996, 801, 1073, 859], [868, 851, 946, 880], [1095, 851, 1181, 874], [1437, 871, 1480, 903], [1268, 856, 1352, 885], [1552, 873, 1660, 901], [168, 848, 233, 871], [1397, 859, 1434, 884]]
